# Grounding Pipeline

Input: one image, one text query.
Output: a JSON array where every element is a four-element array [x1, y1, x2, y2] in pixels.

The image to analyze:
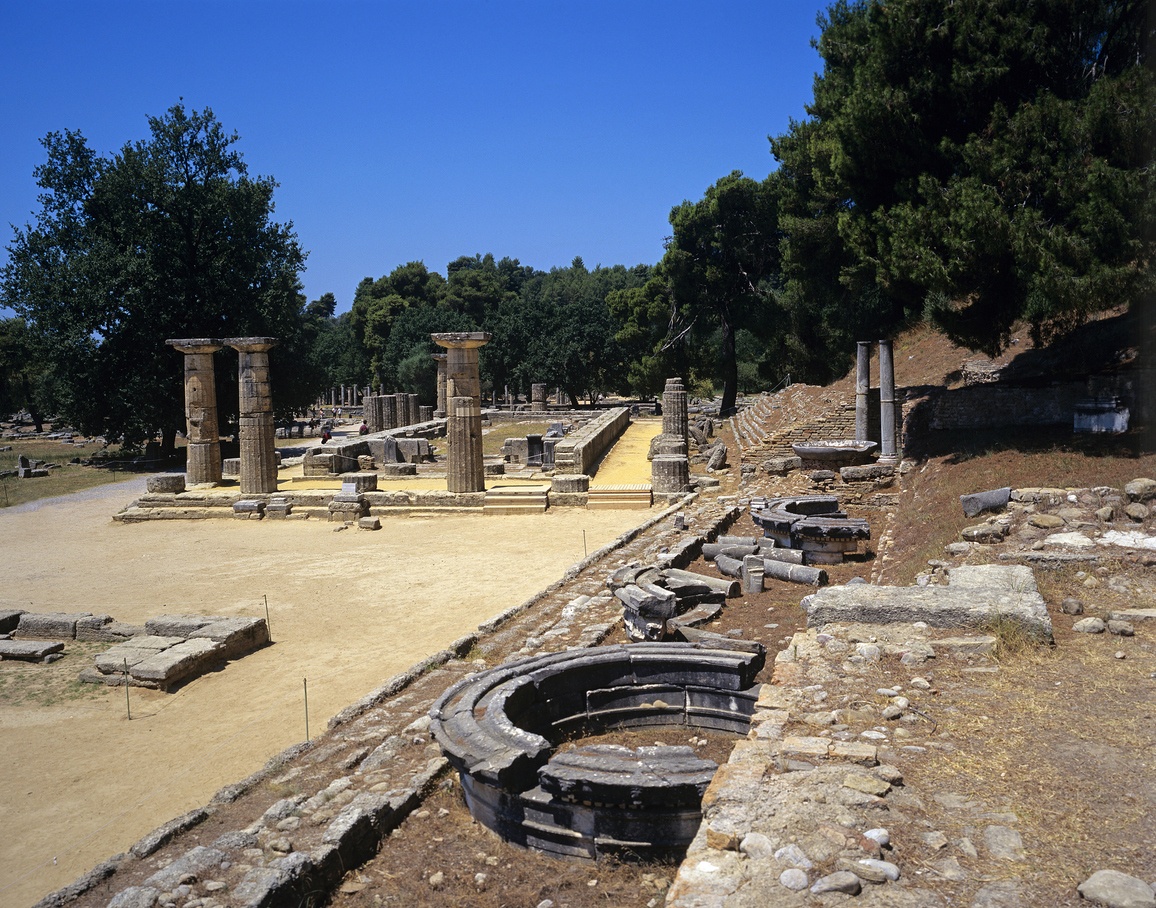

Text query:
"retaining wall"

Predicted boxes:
[[553, 407, 631, 475]]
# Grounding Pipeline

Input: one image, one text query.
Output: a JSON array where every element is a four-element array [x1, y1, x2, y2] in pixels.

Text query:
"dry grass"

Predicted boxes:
[[0, 438, 130, 509], [0, 641, 110, 708]]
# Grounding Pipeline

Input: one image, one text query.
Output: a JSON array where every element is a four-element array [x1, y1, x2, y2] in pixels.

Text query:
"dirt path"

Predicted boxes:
[[0, 477, 651, 907]]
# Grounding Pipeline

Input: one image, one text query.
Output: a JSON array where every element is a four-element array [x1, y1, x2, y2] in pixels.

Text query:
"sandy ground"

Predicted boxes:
[[0, 419, 661, 907]]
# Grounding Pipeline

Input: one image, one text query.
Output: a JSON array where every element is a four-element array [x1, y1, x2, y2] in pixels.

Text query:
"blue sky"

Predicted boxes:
[[1, 1, 825, 314]]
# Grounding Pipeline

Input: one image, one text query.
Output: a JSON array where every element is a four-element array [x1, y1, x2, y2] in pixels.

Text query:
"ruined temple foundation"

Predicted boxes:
[[230, 338, 279, 494], [166, 339, 224, 485]]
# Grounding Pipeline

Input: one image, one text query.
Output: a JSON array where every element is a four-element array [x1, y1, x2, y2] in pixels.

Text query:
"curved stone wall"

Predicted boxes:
[[429, 642, 765, 860]]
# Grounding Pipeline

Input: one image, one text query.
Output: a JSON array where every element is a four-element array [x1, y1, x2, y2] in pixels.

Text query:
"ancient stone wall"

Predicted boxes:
[[552, 407, 631, 475]]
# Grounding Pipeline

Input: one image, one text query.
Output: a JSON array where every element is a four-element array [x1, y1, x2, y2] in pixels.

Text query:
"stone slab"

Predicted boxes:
[[0, 639, 65, 661], [801, 564, 1053, 640], [130, 638, 225, 687]]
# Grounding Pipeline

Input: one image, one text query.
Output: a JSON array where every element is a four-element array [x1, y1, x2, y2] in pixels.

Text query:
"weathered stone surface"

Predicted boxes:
[[960, 487, 1012, 518], [16, 612, 91, 639], [762, 456, 802, 475], [131, 638, 224, 687], [840, 464, 895, 482], [146, 474, 186, 494], [0, 639, 65, 661], [801, 564, 1053, 640], [961, 522, 1010, 543], [1124, 478, 1156, 502], [1077, 869, 1156, 908], [145, 615, 213, 637]]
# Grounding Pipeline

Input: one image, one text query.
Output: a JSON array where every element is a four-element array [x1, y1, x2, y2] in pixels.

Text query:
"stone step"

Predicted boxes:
[[587, 484, 653, 510], [484, 484, 550, 515]]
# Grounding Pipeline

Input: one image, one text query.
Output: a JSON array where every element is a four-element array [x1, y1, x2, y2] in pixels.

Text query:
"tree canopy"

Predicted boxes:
[[773, 0, 1154, 355], [1, 104, 317, 450]]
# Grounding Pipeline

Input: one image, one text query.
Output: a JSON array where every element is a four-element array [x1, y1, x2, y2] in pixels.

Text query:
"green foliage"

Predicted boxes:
[[660, 172, 783, 411], [1, 104, 316, 448], [775, 0, 1155, 355]]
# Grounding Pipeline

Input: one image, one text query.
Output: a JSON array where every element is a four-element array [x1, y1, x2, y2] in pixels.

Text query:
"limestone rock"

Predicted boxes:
[[1124, 478, 1156, 502], [1125, 503, 1150, 522], [810, 870, 861, 895], [961, 522, 1009, 543], [1077, 869, 1156, 908], [1073, 617, 1106, 634]]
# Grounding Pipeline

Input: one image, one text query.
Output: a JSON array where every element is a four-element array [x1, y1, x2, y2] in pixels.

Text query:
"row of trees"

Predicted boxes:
[[2, 0, 1151, 449]]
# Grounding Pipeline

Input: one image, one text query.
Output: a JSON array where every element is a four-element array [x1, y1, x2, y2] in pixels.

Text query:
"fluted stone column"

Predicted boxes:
[[407, 393, 420, 426], [228, 337, 279, 494], [433, 353, 448, 418], [878, 338, 897, 463], [531, 383, 547, 412], [433, 332, 491, 494], [446, 396, 485, 492], [662, 377, 689, 448], [381, 395, 397, 430], [652, 454, 689, 494], [167, 338, 224, 486], [855, 341, 871, 443]]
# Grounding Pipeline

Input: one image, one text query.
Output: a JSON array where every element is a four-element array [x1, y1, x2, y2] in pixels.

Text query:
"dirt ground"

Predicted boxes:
[[0, 425, 659, 908]]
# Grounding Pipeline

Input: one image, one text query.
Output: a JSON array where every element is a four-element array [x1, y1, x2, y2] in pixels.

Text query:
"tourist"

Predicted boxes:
[[359, 421, 369, 435]]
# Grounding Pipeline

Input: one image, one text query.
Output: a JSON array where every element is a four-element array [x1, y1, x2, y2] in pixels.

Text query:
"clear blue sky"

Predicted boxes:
[[1, 1, 825, 314]]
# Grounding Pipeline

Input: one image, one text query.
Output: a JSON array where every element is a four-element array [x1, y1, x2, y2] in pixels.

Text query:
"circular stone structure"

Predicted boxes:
[[429, 642, 765, 860]]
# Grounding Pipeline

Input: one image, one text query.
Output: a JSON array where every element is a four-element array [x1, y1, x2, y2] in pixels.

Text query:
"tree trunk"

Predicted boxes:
[[160, 426, 178, 459], [719, 316, 738, 415]]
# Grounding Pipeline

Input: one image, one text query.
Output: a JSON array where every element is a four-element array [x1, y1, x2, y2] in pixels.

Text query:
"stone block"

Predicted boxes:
[[145, 615, 213, 637], [839, 464, 894, 482], [76, 619, 141, 643], [221, 457, 241, 476], [358, 517, 382, 530], [131, 638, 225, 688], [16, 611, 91, 639], [147, 474, 186, 493], [340, 472, 378, 492], [232, 499, 266, 518], [266, 497, 293, 519], [380, 462, 417, 476], [960, 487, 1012, 517], [189, 616, 270, 659], [801, 564, 1053, 641], [761, 456, 802, 475], [0, 608, 26, 634], [0, 639, 65, 661], [551, 473, 591, 493]]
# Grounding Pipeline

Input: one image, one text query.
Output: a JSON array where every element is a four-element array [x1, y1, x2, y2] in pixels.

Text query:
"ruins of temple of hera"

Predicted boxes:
[[167, 337, 279, 493]]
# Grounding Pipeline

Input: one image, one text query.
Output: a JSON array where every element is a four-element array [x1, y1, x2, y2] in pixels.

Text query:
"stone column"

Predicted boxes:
[[227, 337, 279, 494], [855, 341, 871, 443], [382, 394, 397, 431], [652, 454, 689, 494], [433, 332, 491, 494], [433, 353, 448, 418], [878, 338, 897, 463], [166, 338, 224, 486], [408, 393, 420, 426], [531, 383, 547, 412], [446, 396, 485, 492], [662, 377, 689, 448]]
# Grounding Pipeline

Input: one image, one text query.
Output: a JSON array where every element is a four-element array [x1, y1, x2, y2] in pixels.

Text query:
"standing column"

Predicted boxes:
[[228, 337, 279, 494], [407, 393, 420, 426], [531, 383, 547, 412], [166, 338, 224, 486], [433, 353, 448, 418], [432, 332, 491, 494], [878, 338, 897, 463], [381, 394, 397, 431], [662, 377, 689, 449], [855, 341, 871, 443]]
